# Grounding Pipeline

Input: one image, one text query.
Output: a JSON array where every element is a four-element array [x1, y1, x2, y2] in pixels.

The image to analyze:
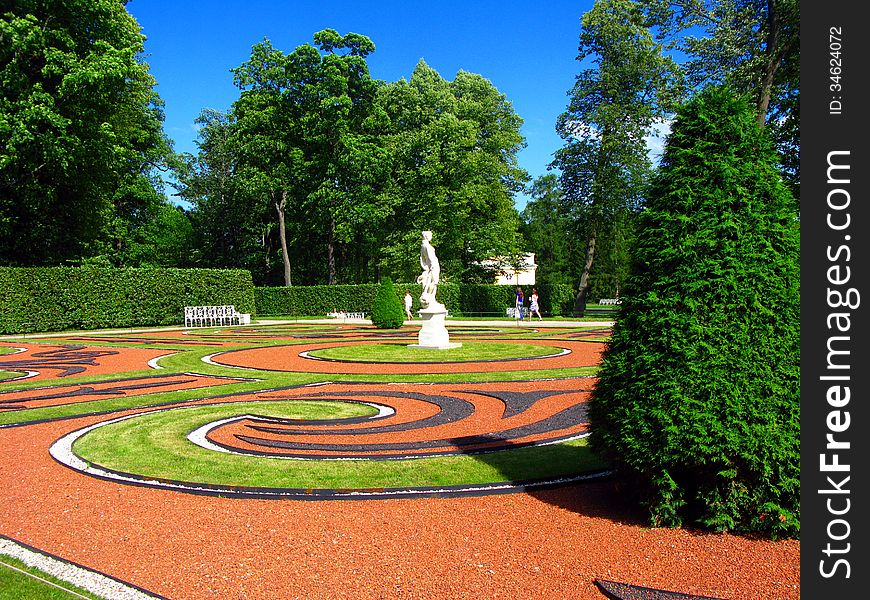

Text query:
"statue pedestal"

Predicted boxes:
[[409, 306, 462, 350]]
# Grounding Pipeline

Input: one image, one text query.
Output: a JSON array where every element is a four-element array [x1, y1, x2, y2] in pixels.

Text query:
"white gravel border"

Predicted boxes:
[[0, 536, 160, 599]]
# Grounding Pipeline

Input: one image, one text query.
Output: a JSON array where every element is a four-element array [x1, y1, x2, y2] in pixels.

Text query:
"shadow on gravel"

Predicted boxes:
[[448, 434, 647, 527]]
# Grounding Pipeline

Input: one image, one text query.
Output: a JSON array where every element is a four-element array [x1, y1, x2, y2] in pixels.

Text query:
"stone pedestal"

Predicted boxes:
[[409, 306, 462, 350]]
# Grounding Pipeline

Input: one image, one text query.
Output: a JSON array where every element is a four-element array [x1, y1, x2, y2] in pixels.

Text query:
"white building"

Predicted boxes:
[[482, 253, 537, 286]]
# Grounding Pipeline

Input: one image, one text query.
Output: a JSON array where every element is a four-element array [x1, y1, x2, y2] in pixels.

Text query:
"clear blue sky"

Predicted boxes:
[[126, 0, 596, 209]]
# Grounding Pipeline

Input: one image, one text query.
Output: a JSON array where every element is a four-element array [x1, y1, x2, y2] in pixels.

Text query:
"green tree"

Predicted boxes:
[[589, 87, 799, 538], [370, 276, 405, 329], [642, 0, 800, 193], [553, 0, 682, 315], [178, 110, 257, 274], [519, 175, 574, 287], [0, 0, 172, 265], [117, 202, 194, 267], [377, 61, 527, 283], [228, 30, 390, 286]]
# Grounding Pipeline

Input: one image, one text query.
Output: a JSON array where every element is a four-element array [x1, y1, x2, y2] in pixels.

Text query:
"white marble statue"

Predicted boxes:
[[410, 230, 459, 349], [417, 230, 443, 310]]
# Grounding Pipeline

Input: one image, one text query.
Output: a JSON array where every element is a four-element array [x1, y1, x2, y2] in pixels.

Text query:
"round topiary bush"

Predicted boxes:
[[370, 277, 406, 329], [588, 87, 800, 538]]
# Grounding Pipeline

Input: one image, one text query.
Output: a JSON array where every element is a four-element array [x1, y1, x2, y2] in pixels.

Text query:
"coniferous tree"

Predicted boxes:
[[370, 277, 405, 329], [589, 87, 799, 538]]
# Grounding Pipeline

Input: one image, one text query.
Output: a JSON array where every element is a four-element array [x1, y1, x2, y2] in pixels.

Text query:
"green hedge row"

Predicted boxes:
[[0, 268, 575, 334], [0, 267, 256, 334], [255, 282, 575, 317]]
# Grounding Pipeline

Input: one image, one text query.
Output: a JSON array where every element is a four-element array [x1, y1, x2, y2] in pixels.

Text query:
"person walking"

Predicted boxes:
[[404, 290, 414, 320], [529, 288, 543, 321], [515, 287, 525, 321]]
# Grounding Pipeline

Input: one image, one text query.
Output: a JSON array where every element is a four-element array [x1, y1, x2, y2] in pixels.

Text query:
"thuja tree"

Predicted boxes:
[[588, 87, 799, 538], [370, 277, 405, 329]]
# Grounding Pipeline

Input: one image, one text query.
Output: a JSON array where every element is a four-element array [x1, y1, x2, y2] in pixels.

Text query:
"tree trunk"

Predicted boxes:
[[756, 0, 795, 126], [327, 215, 337, 285], [275, 190, 292, 286], [574, 233, 596, 316]]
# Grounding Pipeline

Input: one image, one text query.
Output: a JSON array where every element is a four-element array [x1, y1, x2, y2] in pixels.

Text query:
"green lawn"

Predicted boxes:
[[308, 341, 565, 362]]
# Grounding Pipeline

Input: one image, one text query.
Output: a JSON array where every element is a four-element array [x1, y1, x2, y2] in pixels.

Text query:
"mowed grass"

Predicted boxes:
[[0, 555, 103, 600], [308, 342, 566, 362], [73, 400, 606, 489]]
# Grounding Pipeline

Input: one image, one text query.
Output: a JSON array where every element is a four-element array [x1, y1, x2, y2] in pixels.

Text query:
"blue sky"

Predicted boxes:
[[126, 0, 598, 209]]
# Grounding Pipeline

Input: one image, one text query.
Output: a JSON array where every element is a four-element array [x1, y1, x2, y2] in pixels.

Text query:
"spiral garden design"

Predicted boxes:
[[1, 323, 609, 500]]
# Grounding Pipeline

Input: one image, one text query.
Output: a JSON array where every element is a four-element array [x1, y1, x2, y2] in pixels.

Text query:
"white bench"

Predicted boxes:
[[184, 305, 251, 328], [327, 311, 367, 320], [598, 298, 622, 305], [506, 307, 529, 319]]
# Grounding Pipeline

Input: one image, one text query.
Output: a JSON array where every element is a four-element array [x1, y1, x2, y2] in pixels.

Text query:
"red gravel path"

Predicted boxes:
[[0, 414, 798, 599], [0, 343, 169, 382], [0, 333, 799, 599]]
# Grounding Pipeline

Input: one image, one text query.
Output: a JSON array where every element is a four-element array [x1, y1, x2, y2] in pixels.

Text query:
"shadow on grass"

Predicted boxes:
[[448, 434, 648, 527]]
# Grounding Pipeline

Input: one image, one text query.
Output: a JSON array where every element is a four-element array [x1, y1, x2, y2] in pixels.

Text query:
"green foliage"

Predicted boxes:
[[254, 282, 573, 317], [255, 284, 381, 316], [0, 267, 255, 334], [0, 0, 173, 266], [178, 35, 527, 286], [377, 63, 528, 282], [553, 0, 683, 313], [370, 277, 405, 328], [179, 30, 390, 286], [642, 0, 800, 195], [588, 87, 800, 538]]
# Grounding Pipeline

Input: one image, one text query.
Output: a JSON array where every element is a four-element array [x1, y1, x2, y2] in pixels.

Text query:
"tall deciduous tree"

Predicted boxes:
[[553, 0, 682, 314], [229, 30, 389, 286], [177, 109, 277, 278], [642, 0, 799, 193], [0, 0, 172, 265], [377, 60, 527, 282]]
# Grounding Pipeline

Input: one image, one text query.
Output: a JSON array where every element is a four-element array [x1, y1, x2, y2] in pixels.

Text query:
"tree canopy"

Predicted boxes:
[[179, 38, 528, 286], [642, 0, 800, 193], [0, 0, 173, 265], [376, 60, 528, 283]]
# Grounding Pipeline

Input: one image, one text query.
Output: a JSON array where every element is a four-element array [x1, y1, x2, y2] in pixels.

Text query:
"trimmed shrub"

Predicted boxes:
[[0, 267, 255, 334], [370, 277, 405, 329], [588, 88, 800, 538]]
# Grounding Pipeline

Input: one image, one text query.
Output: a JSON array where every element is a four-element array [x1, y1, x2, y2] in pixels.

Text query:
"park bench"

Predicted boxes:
[[598, 298, 622, 305], [184, 305, 251, 328], [327, 311, 367, 320]]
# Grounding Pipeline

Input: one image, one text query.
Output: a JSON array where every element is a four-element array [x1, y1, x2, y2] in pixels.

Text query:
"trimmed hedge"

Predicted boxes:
[[255, 283, 575, 317], [0, 268, 575, 334], [0, 267, 256, 334]]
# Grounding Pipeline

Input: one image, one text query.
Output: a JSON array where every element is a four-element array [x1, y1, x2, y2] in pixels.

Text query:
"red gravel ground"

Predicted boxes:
[[0, 415, 799, 600], [0, 334, 799, 599], [0, 342, 170, 382], [0, 373, 250, 411]]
